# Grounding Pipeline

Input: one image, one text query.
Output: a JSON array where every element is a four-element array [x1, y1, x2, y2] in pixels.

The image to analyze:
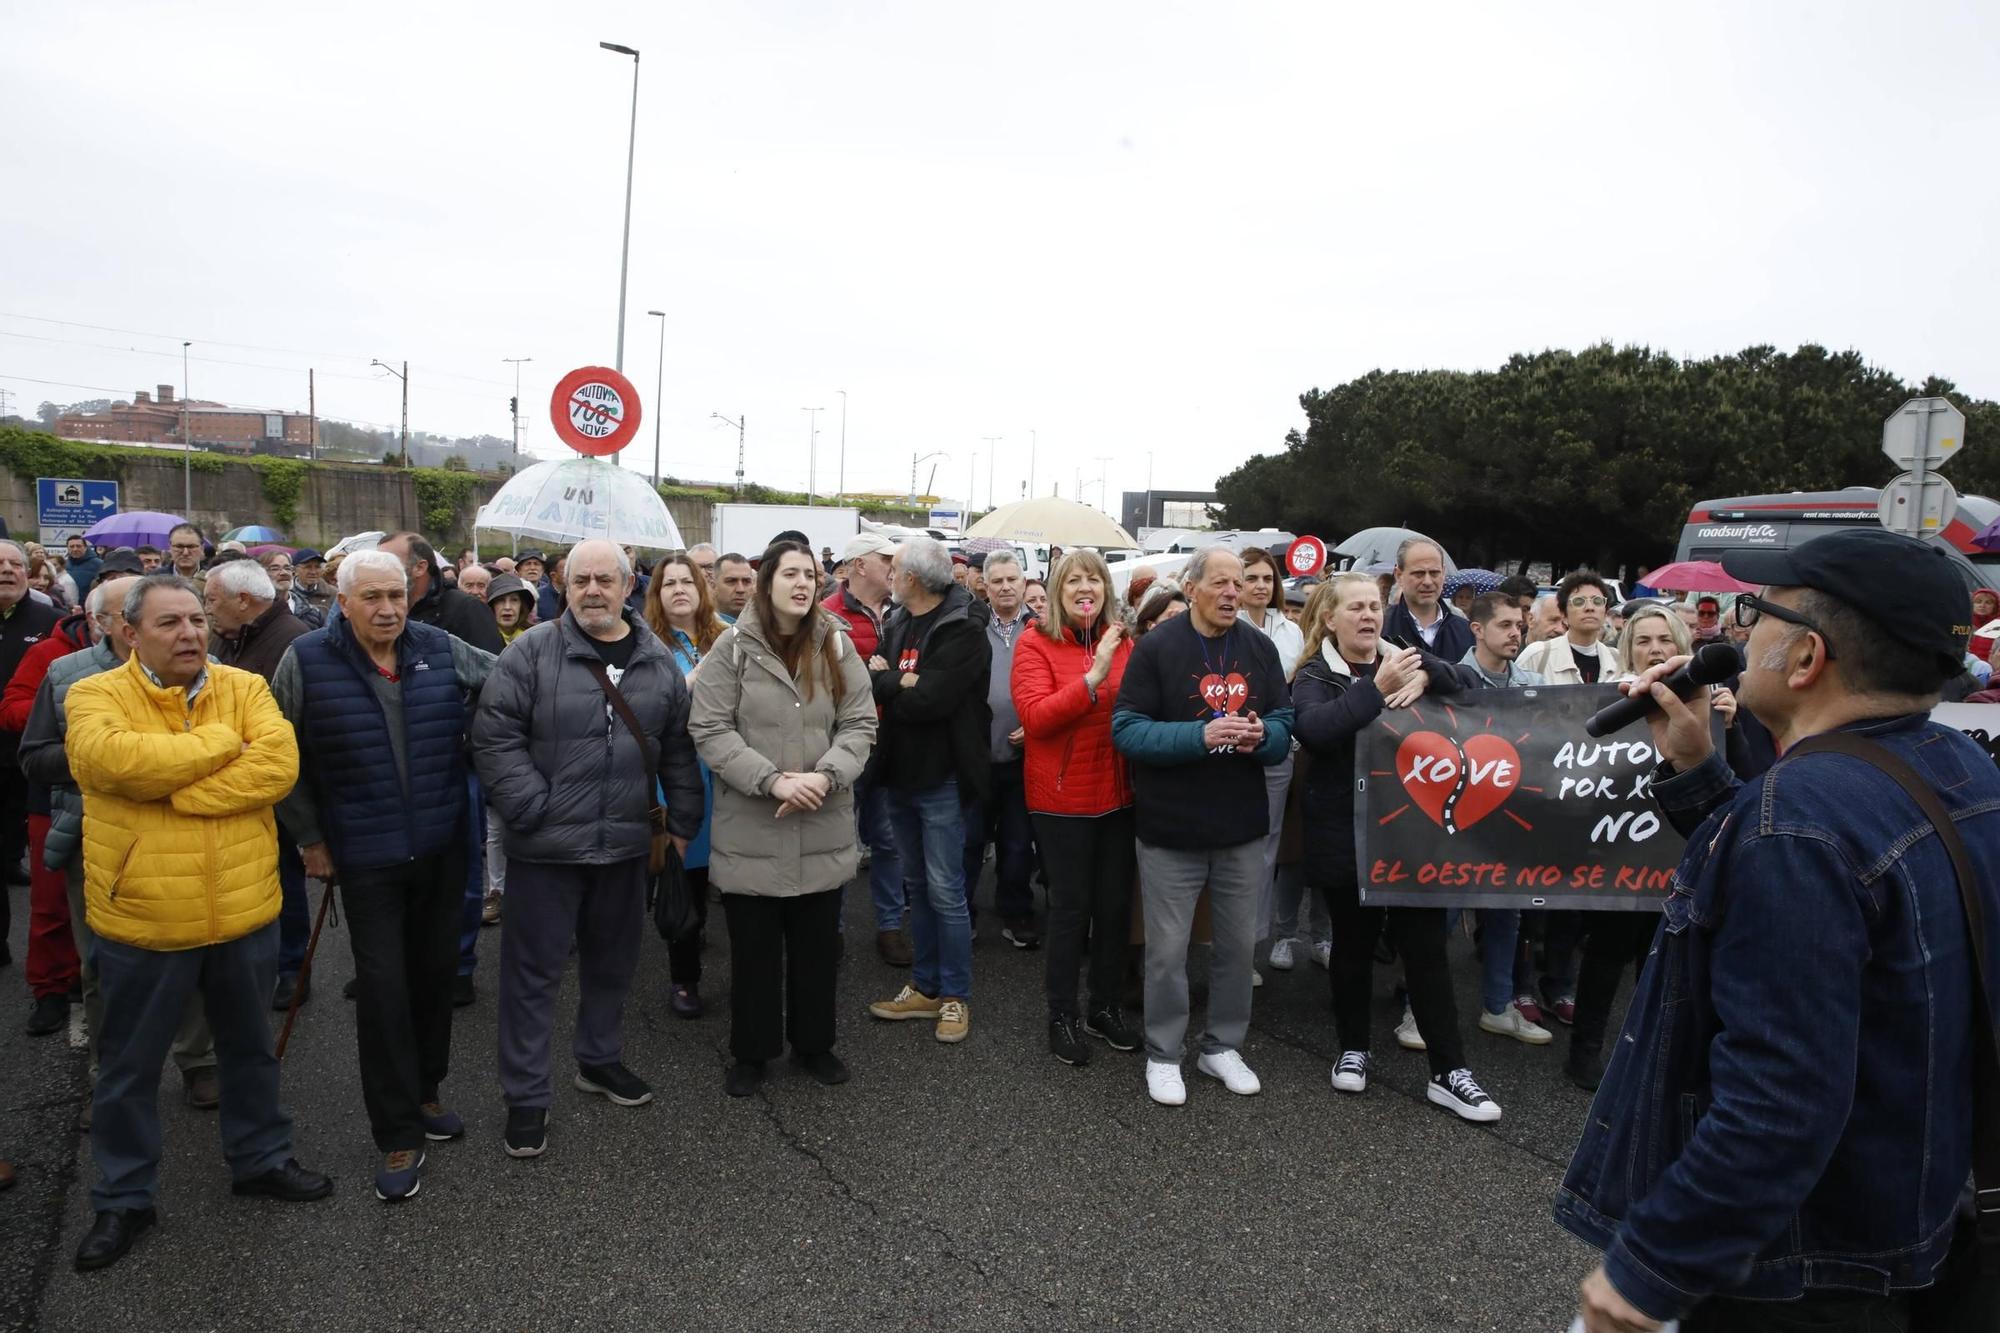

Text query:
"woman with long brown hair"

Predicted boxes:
[[644, 552, 727, 1018], [689, 540, 876, 1096]]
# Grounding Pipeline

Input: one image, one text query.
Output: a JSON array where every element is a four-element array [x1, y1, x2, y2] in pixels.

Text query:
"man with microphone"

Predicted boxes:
[[1558, 528, 2000, 1331]]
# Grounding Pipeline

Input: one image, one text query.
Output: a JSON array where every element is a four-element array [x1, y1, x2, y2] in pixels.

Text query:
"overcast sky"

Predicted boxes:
[[5, 1, 1997, 516]]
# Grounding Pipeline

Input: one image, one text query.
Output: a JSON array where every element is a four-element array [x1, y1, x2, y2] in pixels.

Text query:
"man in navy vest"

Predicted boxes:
[[271, 548, 495, 1203]]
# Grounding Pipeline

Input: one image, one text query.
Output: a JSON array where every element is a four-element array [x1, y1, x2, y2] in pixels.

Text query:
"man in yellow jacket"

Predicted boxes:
[[64, 573, 333, 1272]]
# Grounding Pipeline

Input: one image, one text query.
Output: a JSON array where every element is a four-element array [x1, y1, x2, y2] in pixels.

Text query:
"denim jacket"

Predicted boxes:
[[1553, 712, 2000, 1320]]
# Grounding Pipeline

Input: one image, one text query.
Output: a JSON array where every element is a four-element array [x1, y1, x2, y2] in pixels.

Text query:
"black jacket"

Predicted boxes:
[[871, 584, 993, 800], [1291, 641, 1462, 886], [1381, 600, 1475, 663], [215, 600, 310, 683], [410, 577, 504, 654]]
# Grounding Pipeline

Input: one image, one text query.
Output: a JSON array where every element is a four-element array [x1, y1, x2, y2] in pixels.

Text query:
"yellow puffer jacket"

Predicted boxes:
[[67, 655, 300, 951]]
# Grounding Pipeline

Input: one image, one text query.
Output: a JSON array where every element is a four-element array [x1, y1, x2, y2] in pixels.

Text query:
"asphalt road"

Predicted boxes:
[[2, 874, 1616, 1332]]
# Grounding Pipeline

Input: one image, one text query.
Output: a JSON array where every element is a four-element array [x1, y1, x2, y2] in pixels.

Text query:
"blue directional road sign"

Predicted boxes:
[[38, 477, 119, 546]]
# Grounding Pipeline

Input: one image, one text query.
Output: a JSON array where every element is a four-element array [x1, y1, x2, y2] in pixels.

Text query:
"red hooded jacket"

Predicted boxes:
[[0, 611, 90, 734], [1012, 621, 1132, 817]]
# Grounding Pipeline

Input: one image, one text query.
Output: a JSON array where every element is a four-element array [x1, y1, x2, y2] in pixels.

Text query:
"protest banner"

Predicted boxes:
[[1355, 685, 1685, 911]]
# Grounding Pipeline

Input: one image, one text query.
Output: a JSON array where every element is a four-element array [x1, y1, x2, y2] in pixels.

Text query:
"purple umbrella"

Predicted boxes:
[[1975, 516, 2000, 552], [84, 510, 188, 550]]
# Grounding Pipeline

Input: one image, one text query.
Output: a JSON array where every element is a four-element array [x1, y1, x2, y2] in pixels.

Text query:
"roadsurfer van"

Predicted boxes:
[[1675, 487, 2000, 578]]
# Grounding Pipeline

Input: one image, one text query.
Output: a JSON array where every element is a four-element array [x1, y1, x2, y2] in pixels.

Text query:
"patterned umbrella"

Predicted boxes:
[[1443, 568, 1502, 598]]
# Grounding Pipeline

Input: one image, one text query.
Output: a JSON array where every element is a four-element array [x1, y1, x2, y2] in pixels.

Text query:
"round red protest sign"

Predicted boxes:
[[549, 365, 642, 456], [1286, 535, 1326, 577]]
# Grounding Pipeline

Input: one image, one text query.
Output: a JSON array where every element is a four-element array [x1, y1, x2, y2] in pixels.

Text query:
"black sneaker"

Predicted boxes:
[[230, 1158, 335, 1202], [26, 993, 68, 1036], [574, 1062, 653, 1107], [451, 975, 476, 1008], [1048, 1015, 1091, 1066], [1427, 1068, 1503, 1123], [1083, 1006, 1140, 1052], [1002, 917, 1043, 950], [504, 1107, 547, 1158], [791, 1051, 850, 1086]]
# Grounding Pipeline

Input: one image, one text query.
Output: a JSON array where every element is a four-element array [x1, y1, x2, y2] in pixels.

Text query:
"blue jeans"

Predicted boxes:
[[857, 774, 906, 932], [458, 772, 484, 977], [91, 923, 293, 1211], [885, 780, 972, 1000], [277, 840, 308, 975], [1449, 907, 1521, 1015]]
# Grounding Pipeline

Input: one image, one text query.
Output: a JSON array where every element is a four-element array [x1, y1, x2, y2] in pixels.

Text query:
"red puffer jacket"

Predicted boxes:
[[1012, 623, 1132, 817]]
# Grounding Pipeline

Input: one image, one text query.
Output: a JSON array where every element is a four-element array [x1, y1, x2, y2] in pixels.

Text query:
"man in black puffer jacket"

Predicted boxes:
[[863, 535, 991, 1045], [472, 541, 703, 1160]]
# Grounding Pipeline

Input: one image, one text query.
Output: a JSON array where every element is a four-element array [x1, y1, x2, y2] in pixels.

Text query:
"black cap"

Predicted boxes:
[[515, 550, 547, 565], [1722, 529, 1971, 673], [97, 548, 145, 577], [292, 548, 324, 564]]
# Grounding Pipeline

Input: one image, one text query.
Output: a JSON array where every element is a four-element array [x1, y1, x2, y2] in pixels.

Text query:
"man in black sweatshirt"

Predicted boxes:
[[865, 536, 991, 1045], [1112, 547, 1294, 1108]]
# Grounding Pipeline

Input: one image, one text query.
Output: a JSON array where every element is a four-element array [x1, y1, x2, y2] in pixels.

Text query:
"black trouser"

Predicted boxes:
[[1319, 870, 1465, 1077], [0, 766, 25, 943], [963, 760, 1036, 921], [340, 846, 466, 1152], [720, 888, 840, 1064], [667, 866, 711, 986], [1685, 1289, 1910, 1331], [1540, 908, 1583, 994], [1570, 912, 1658, 1057], [1035, 809, 1136, 1020]]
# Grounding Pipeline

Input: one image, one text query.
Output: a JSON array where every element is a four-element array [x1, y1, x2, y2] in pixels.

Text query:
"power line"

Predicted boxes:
[[0, 373, 404, 431]]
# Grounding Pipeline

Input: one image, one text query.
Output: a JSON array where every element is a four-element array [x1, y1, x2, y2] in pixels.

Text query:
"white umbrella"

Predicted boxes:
[[475, 457, 684, 550], [965, 496, 1136, 548], [324, 531, 385, 558]]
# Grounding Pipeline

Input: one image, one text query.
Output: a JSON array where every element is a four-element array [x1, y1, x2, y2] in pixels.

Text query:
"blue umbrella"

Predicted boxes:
[[223, 524, 287, 544], [1443, 568, 1502, 598]]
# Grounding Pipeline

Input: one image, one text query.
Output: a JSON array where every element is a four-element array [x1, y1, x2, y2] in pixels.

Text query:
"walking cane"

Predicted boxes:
[[276, 877, 338, 1060]]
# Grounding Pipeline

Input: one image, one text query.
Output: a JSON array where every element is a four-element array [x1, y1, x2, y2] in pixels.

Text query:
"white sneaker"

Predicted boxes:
[[1268, 938, 1296, 971], [1395, 1006, 1427, 1051], [1146, 1060, 1187, 1106], [1428, 1067, 1503, 1123], [1252, 968, 1263, 988], [1331, 1050, 1370, 1093], [1196, 1049, 1262, 1096], [1310, 940, 1332, 970], [1479, 1005, 1553, 1045]]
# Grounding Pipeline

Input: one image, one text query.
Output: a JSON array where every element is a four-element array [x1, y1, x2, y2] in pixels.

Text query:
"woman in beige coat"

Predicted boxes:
[[690, 541, 876, 1097]]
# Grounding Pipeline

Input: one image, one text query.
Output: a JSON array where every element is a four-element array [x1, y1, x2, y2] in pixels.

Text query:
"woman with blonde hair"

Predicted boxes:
[[1013, 547, 1138, 1065], [690, 540, 876, 1096]]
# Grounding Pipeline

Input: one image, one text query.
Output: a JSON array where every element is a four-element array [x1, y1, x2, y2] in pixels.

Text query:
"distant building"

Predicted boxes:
[[1122, 489, 1218, 533], [59, 384, 313, 455]]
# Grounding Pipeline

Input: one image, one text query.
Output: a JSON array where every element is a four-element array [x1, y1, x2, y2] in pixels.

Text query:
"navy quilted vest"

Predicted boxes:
[[291, 617, 466, 872]]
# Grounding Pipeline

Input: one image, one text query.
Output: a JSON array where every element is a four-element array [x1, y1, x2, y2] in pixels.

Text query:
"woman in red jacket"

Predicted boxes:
[[1012, 548, 1136, 1067]]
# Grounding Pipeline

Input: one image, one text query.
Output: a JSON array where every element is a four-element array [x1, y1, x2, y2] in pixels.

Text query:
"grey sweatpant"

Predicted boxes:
[[1137, 837, 1263, 1063], [497, 856, 647, 1109]]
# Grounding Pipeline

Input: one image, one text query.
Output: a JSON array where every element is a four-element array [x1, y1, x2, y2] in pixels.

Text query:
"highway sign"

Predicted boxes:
[[37, 477, 118, 547], [1878, 470, 1957, 539], [548, 366, 642, 457], [1285, 534, 1327, 577], [1882, 397, 1965, 469], [928, 509, 963, 533]]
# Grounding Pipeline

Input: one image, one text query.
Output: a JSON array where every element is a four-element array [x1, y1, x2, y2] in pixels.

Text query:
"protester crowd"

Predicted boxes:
[[1, 515, 1995, 1333]]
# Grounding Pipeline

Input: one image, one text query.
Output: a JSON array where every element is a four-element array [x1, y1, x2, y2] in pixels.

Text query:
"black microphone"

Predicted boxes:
[[1583, 642, 1741, 738]]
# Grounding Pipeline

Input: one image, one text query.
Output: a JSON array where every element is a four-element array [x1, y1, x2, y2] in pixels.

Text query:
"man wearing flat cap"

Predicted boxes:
[[1560, 528, 2000, 1332]]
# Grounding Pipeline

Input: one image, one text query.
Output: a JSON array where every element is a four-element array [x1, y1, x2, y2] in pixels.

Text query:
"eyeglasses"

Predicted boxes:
[[1735, 593, 1836, 659], [1568, 595, 1608, 608]]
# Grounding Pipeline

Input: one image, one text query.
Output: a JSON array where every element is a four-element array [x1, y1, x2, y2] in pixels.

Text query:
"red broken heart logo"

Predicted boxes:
[[1395, 731, 1521, 834], [1199, 672, 1249, 715]]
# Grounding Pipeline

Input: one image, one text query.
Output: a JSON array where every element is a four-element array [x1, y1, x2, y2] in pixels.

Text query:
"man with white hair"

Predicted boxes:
[[473, 540, 703, 1160], [1529, 592, 1566, 643], [205, 558, 315, 1008], [0, 538, 61, 961], [455, 563, 492, 602], [684, 543, 720, 585], [271, 548, 496, 1202], [865, 535, 992, 1044]]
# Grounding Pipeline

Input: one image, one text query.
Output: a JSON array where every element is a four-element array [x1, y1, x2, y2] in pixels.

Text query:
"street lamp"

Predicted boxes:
[[835, 389, 847, 500], [910, 450, 946, 505], [801, 407, 824, 504], [181, 340, 192, 513], [600, 41, 640, 372], [370, 359, 410, 468], [646, 310, 665, 487], [981, 435, 1001, 512]]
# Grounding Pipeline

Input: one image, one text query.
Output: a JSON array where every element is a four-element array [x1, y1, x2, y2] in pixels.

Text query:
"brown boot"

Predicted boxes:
[[875, 929, 912, 968], [183, 1067, 220, 1110]]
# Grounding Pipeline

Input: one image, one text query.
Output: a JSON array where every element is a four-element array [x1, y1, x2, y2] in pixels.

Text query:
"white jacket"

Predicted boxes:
[[1516, 635, 1623, 685], [1252, 608, 1307, 681]]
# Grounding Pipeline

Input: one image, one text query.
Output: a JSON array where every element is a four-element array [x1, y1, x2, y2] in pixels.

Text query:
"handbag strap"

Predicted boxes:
[[1786, 731, 2000, 1266], [582, 658, 661, 815]]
